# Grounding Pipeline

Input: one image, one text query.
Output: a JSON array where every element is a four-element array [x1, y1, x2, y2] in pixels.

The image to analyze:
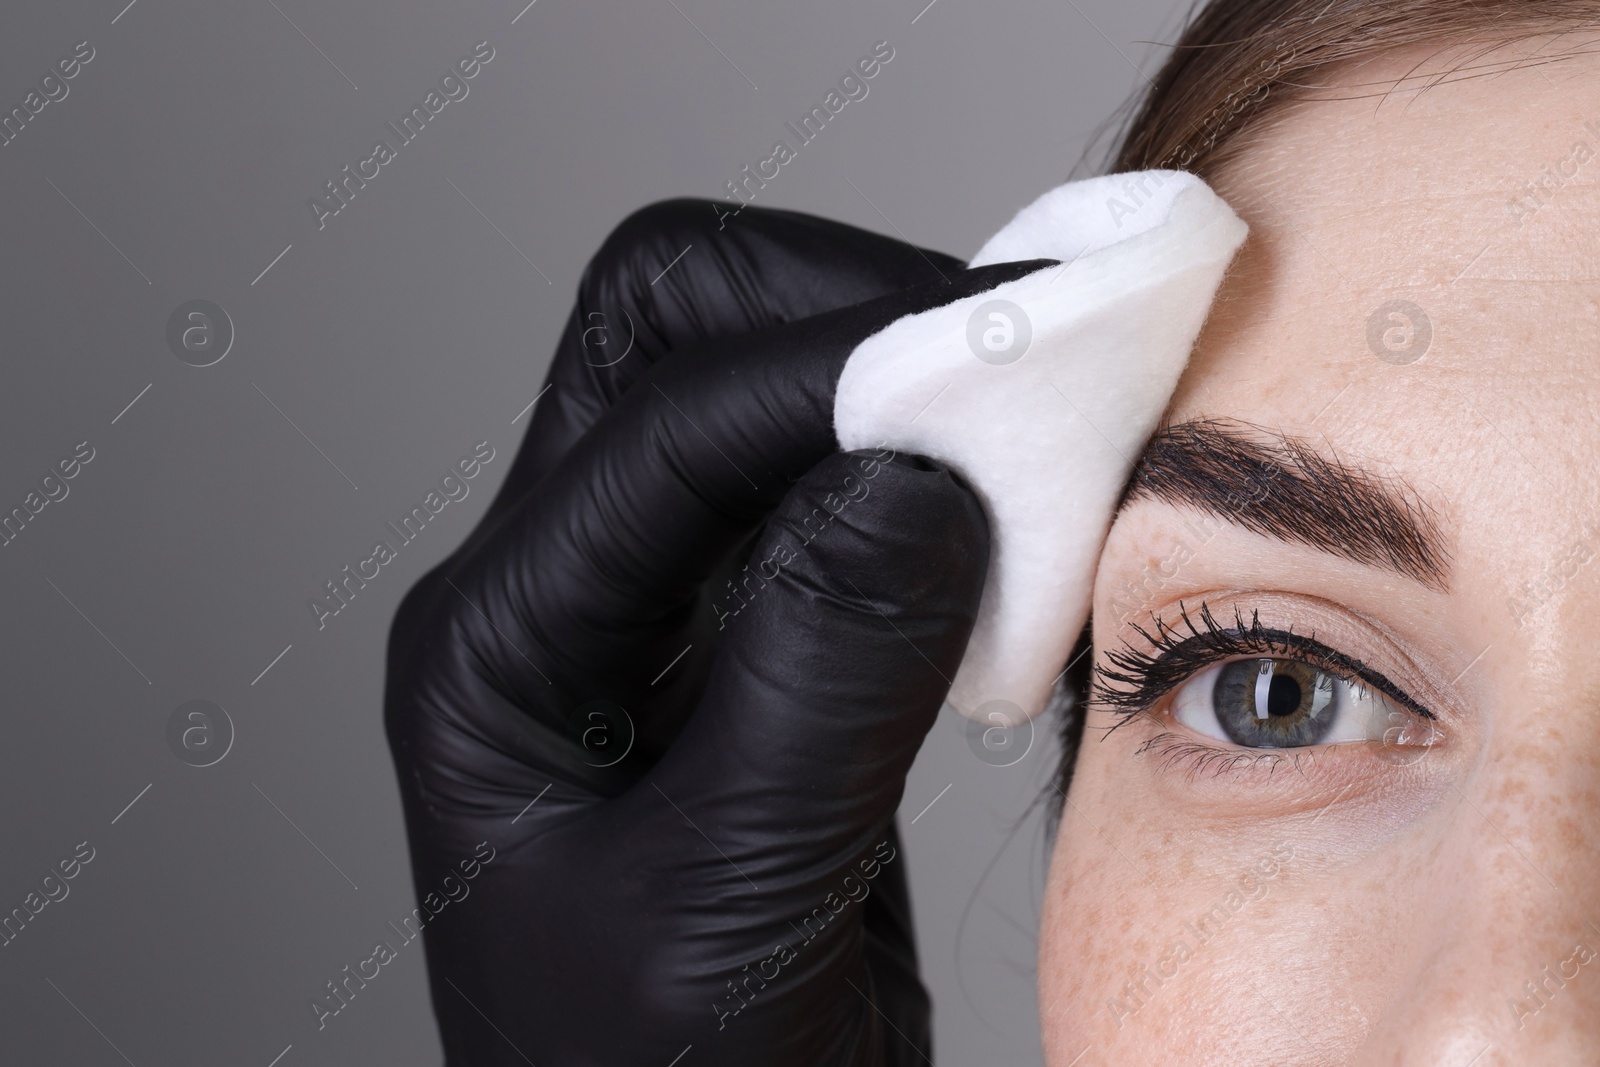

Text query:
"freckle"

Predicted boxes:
[[1554, 806, 1590, 855], [1495, 773, 1530, 802]]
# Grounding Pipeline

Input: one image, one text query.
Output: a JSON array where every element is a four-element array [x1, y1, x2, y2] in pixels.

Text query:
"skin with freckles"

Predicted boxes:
[[1040, 35, 1600, 1067]]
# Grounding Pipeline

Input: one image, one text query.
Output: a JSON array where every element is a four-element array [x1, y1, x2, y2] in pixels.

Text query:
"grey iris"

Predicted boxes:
[[1212, 658, 1339, 747]]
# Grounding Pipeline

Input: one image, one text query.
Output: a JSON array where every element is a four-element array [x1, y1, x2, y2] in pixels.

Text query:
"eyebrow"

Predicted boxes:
[[1120, 418, 1451, 590]]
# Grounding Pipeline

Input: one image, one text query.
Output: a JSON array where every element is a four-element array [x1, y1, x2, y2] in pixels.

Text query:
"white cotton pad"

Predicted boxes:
[[833, 170, 1248, 721]]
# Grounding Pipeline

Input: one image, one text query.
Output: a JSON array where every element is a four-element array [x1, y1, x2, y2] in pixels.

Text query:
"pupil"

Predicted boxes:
[[1266, 674, 1302, 718]]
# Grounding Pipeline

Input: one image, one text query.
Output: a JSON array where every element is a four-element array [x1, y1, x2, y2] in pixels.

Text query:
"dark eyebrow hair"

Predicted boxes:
[[1120, 418, 1451, 590]]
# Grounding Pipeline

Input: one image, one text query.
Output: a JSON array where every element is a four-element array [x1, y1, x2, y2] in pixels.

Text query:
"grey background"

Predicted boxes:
[[0, 0, 1189, 1062]]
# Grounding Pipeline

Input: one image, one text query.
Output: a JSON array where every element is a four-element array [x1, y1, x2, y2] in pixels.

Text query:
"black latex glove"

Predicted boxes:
[[384, 198, 1053, 1065]]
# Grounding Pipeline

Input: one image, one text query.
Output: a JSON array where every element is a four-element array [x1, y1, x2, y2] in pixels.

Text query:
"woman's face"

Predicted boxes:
[[1040, 38, 1600, 1066]]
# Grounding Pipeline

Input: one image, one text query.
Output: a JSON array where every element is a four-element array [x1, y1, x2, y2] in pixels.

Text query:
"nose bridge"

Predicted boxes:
[[1356, 731, 1600, 1065]]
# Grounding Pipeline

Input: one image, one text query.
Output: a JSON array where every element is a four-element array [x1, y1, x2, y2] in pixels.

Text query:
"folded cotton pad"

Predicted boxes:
[[833, 170, 1248, 722]]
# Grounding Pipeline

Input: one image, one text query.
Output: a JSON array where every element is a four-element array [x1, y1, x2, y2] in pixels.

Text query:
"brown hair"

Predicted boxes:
[[1104, 0, 1600, 181], [1048, 0, 1600, 825]]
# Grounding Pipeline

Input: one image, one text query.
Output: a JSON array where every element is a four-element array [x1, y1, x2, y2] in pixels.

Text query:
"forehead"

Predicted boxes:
[[1167, 37, 1600, 560]]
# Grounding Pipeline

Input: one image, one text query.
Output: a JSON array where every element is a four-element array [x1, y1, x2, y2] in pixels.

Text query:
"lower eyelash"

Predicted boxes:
[[1135, 731, 1310, 780]]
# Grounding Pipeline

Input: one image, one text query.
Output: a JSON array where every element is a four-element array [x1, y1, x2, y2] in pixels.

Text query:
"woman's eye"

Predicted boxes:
[[1170, 657, 1407, 749]]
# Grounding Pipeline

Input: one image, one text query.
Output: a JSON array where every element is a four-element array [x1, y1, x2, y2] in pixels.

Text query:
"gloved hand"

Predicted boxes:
[[384, 198, 1054, 1065]]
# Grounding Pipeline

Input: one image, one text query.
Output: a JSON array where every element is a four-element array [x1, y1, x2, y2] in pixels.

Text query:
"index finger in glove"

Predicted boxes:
[[486, 199, 966, 522], [450, 258, 1051, 718]]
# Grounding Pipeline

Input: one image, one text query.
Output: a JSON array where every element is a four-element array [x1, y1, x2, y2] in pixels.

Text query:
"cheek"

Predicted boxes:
[[1040, 750, 1184, 1061], [1042, 835, 1395, 1064], [1039, 825, 1129, 1061], [1039, 722, 1442, 1066]]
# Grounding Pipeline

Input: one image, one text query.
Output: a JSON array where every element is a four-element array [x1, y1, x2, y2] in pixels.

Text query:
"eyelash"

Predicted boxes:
[[1092, 600, 1436, 774]]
